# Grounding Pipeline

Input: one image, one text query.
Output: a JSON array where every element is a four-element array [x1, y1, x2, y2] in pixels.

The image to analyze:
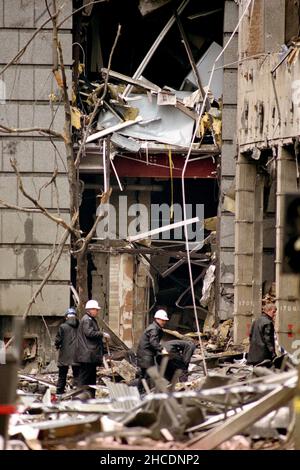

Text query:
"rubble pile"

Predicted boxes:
[[3, 326, 296, 451]]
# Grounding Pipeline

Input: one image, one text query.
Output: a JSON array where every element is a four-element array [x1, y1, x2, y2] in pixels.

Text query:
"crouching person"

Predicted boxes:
[[55, 307, 79, 395], [75, 300, 109, 398], [163, 340, 196, 382], [136, 309, 169, 391], [247, 303, 277, 366]]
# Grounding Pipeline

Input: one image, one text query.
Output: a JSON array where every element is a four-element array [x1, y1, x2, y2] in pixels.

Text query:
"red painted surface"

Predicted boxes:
[[288, 324, 294, 338], [0, 405, 17, 415], [113, 153, 218, 178]]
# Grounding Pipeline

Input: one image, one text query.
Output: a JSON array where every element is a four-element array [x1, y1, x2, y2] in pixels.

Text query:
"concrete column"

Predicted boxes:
[[133, 257, 150, 349], [276, 145, 300, 352], [217, 0, 238, 320], [252, 173, 264, 318], [234, 154, 257, 342], [108, 253, 134, 348]]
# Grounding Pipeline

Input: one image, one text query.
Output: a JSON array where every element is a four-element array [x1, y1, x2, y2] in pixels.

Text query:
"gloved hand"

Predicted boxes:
[[160, 347, 169, 356], [103, 332, 110, 340]]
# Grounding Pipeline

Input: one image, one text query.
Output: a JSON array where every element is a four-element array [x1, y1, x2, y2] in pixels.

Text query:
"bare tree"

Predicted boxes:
[[0, 0, 120, 323]]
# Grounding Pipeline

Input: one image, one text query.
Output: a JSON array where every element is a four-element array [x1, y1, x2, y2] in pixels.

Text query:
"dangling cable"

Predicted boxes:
[[168, 148, 174, 221], [181, 0, 254, 377]]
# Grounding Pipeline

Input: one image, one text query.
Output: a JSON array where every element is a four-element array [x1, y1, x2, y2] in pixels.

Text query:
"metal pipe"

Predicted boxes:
[[110, 158, 124, 191], [180, 0, 254, 378], [84, 183, 164, 192]]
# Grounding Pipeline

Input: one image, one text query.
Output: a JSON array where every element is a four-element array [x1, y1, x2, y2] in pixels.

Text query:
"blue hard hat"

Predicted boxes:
[[65, 307, 77, 316]]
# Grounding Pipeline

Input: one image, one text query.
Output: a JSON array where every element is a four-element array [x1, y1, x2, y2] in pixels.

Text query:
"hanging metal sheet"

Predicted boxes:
[[97, 92, 195, 147]]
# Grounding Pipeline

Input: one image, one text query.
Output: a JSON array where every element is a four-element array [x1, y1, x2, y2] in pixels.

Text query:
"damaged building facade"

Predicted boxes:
[[234, 0, 300, 352], [0, 0, 299, 364], [0, 0, 225, 362]]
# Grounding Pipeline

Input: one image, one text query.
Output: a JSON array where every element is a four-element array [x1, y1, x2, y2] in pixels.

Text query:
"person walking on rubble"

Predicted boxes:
[[136, 309, 169, 390], [75, 300, 110, 397], [55, 307, 80, 395], [247, 303, 277, 366]]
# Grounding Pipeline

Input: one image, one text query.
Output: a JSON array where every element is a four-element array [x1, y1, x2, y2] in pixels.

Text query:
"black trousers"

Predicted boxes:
[[78, 363, 98, 397], [165, 340, 196, 367], [56, 365, 80, 394], [138, 367, 153, 393], [163, 340, 196, 382]]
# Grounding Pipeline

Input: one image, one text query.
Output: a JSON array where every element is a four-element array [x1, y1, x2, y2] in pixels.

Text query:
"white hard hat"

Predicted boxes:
[[85, 300, 101, 310], [154, 309, 169, 321]]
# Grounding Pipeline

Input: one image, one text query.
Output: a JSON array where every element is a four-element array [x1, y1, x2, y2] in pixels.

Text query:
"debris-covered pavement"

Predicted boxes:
[[1, 0, 300, 458], [3, 321, 297, 451]]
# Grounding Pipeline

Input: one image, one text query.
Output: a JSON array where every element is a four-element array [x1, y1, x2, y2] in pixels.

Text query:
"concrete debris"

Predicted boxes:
[[138, 0, 171, 16], [205, 319, 234, 351], [244, 405, 294, 440], [4, 343, 296, 451], [44, 360, 58, 374], [97, 358, 137, 384], [218, 435, 251, 451], [110, 359, 137, 383]]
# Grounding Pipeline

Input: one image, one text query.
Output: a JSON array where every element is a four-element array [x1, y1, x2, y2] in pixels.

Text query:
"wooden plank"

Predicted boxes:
[[127, 217, 200, 242], [185, 383, 296, 450], [101, 68, 161, 93], [86, 117, 142, 143]]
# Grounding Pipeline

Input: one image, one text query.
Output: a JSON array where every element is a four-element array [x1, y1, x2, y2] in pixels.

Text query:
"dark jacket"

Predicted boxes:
[[75, 313, 104, 364], [247, 314, 276, 365], [55, 317, 79, 366], [136, 321, 163, 369]]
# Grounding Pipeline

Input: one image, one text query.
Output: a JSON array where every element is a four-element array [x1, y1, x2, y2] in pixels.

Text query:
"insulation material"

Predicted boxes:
[[97, 92, 195, 147], [181, 42, 224, 99], [138, 0, 171, 16], [201, 264, 216, 307]]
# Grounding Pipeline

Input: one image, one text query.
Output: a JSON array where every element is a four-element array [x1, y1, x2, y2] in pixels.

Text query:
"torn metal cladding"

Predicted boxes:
[[238, 53, 300, 146]]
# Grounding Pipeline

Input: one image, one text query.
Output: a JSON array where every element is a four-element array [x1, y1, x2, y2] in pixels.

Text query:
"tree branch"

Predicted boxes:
[[0, 5, 63, 77], [73, 188, 112, 254], [57, 0, 110, 29], [0, 1, 107, 78], [74, 24, 122, 168], [0, 124, 63, 139], [10, 158, 79, 237], [37, 167, 58, 201], [5, 211, 79, 350], [50, 1, 79, 222], [0, 200, 42, 213]]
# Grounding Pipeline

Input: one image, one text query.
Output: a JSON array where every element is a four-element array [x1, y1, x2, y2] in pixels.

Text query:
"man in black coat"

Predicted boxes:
[[247, 303, 277, 366], [75, 300, 109, 397], [55, 307, 79, 395], [136, 309, 169, 389]]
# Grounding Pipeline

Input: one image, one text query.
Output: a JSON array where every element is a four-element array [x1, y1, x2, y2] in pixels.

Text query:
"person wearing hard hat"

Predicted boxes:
[[55, 307, 79, 395], [75, 300, 110, 397], [136, 309, 169, 390]]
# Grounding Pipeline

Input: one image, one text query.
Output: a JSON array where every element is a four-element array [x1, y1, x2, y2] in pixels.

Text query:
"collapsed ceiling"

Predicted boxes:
[[74, 0, 225, 89]]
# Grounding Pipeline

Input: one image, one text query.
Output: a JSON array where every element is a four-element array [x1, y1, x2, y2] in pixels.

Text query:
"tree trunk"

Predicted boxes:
[[76, 251, 88, 316]]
